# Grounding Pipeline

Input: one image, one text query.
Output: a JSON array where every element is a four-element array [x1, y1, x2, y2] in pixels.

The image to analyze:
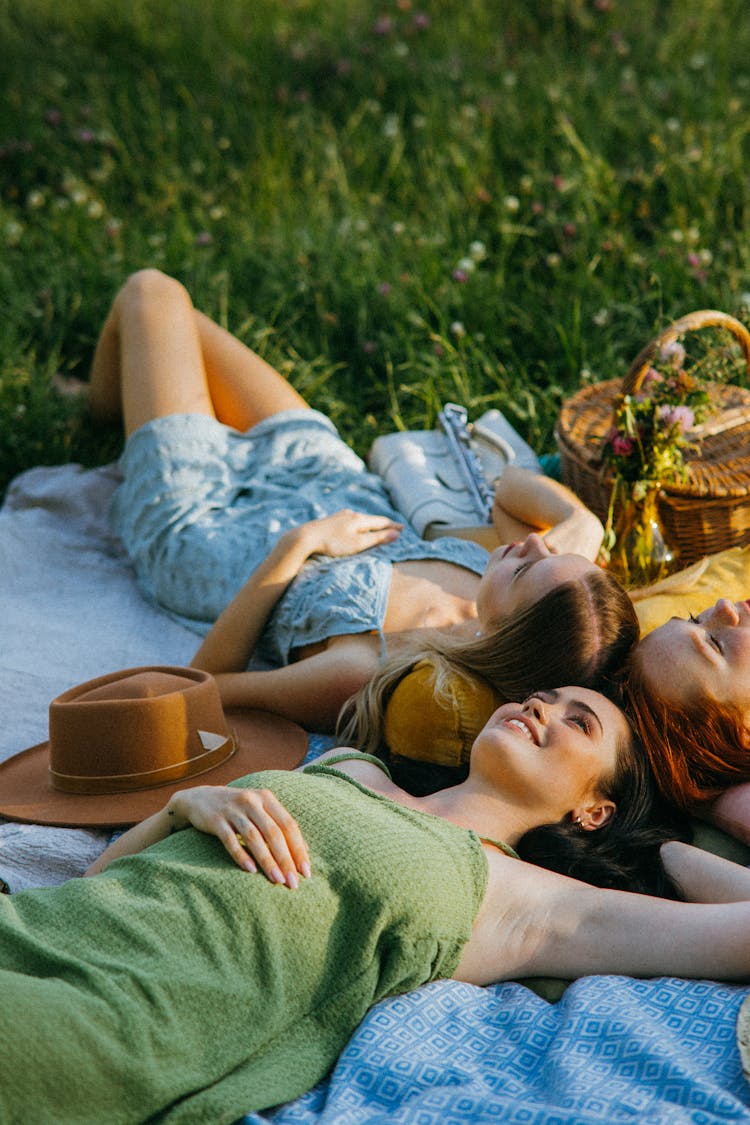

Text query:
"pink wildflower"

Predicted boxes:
[[658, 404, 694, 432], [373, 15, 394, 35], [612, 434, 635, 457], [452, 268, 469, 283], [659, 340, 686, 368], [640, 366, 664, 390]]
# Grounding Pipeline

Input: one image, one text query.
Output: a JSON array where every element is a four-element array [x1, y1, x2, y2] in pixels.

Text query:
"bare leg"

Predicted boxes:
[[193, 309, 308, 431], [90, 270, 214, 436], [89, 269, 308, 437]]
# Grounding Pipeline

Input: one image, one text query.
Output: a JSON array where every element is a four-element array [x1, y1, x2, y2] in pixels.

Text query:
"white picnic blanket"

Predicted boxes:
[[0, 461, 198, 888]]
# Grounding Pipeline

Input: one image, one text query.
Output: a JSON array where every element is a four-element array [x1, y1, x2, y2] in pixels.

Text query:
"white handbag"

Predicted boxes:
[[368, 404, 541, 538]]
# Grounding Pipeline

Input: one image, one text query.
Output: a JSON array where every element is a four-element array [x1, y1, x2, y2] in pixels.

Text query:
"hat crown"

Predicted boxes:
[[48, 666, 235, 795], [76, 670, 201, 703]]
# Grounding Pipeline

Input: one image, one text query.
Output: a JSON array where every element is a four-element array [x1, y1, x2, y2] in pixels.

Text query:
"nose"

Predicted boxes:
[[518, 533, 549, 560], [710, 598, 740, 627], [523, 695, 548, 723]]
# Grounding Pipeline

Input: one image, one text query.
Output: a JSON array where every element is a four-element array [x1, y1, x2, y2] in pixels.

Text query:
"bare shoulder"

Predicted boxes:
[[303, 747, 403, 796]]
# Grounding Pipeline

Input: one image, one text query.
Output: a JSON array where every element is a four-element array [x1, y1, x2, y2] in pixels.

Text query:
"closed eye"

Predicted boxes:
[[689, 613, 723, 653], [512, 561, 533, 581], [567, 712, 592, 735]]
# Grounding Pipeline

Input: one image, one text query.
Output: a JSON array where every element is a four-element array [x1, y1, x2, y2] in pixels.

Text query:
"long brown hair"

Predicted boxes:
[[338, 568, 639, 756], [621, 648, 750, 811]]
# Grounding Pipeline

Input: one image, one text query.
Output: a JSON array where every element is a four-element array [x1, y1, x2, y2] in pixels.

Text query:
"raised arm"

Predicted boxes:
[[454, 848, 750, 987], [191, 509, 402, 674], [492, 465, 604, 561]]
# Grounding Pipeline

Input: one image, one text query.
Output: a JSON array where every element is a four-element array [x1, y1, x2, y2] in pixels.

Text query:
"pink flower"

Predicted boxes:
[[452, 268, 469, 282], [362, 340, 378, 354], [612, 434, 635, 457], [377, 282, 392, 296], [640, 366, 664, 390], [413, 12, 430, 29], [658, 404, 694, 432], [195, 231, 213, 246], [659, 340, 686, 368], [373, 15, 394, 34]]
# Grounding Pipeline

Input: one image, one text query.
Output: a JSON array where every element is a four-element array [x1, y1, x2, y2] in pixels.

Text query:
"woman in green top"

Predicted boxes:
[[3, 686, 750, 1123]]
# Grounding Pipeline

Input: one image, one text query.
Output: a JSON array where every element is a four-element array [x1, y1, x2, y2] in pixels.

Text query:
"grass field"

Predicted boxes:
[[2, 0, 750, 499]]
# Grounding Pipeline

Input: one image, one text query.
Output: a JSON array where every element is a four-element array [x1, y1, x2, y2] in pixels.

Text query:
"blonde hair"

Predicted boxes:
[[338, 570, 639, 756]]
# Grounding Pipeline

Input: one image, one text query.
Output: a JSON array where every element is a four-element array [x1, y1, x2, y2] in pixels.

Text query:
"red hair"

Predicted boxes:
[[620, 647, 750, 811]]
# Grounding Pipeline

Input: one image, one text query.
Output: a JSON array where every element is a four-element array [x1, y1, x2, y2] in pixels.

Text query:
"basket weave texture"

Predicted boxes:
[[555, 310, 750, 565]]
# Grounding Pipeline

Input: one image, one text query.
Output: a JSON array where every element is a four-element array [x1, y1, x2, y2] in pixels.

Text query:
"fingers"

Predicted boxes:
[[225, 789, 311, 890], [319, 510, 404, 555]]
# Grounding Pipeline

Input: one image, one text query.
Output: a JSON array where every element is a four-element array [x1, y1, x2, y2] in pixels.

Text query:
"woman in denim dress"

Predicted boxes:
[[90, 269, 637, 732]]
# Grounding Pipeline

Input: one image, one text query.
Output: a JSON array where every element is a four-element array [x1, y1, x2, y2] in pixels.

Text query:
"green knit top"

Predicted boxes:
[[0, 753, 493, 1123]]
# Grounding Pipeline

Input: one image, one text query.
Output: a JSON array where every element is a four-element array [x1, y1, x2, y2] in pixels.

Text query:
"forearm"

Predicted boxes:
[[661, 839, 750, 903], [492, 466, 603, 560], [192, 527, 315, 673], [85, 803, 181, 875], [214, 639, 379, 730]]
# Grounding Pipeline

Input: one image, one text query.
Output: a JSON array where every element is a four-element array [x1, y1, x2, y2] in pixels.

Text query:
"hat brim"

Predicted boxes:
[[0, 708, 309, 828]]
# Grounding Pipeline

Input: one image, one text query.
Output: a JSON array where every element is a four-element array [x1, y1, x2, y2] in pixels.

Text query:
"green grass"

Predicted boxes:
[[3, 0, 750, 499]]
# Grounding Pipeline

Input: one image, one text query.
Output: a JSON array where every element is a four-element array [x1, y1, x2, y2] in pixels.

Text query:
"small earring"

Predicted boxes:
[[574, 816, 584, 828]]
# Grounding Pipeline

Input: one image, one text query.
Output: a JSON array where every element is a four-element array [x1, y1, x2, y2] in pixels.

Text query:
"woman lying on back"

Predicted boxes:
[[4, 684, 748, 1122], [88, 269, 637, 731], [622, 595, 750, 839]]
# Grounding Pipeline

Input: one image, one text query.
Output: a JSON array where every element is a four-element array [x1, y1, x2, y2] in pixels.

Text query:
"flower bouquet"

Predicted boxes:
[[599, 340, 714, 587]]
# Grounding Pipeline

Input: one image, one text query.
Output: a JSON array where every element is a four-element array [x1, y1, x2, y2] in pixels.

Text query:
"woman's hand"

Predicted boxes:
[[167, 785, 311, 889], [296, 509, 403, 558]]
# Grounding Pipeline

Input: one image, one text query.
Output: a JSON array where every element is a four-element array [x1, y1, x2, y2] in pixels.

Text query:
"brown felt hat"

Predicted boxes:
[[0, 666, 308, 828]]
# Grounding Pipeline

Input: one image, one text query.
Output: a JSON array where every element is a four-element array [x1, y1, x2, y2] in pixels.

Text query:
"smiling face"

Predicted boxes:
[[476, 533, 598, 628], [635, 599, 750, 720], [471, 685, 628, 828]]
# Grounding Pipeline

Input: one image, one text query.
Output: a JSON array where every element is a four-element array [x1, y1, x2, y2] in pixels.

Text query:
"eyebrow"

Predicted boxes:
[[570, 699, 604, 737], [537, 689, 603, 737]]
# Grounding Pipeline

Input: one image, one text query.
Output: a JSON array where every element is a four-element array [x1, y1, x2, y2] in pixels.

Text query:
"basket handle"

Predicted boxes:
[[622, 309, 750, 396]]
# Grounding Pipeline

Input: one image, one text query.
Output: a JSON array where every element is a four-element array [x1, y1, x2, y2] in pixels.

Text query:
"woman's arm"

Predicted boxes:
[[213, 635, 381, 730], [491, 466, 604, 561], [455, 850, 750, 986], [661, 838, 750, 902], [191, 509, 402, 675], [85, 785, 311, 887]]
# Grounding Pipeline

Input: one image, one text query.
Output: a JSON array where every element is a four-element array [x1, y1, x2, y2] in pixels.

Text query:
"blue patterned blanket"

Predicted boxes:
[[245, 977, 749, 1124]]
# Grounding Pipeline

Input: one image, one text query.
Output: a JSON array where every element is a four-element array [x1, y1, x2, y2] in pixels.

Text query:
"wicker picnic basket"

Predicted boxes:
[[555, 310, 750, 566]]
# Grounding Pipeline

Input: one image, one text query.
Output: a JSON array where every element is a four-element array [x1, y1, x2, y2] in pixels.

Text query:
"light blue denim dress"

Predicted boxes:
[[111, 410, 489, 667]]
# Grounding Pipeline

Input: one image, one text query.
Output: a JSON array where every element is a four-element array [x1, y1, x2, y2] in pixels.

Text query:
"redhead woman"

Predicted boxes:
[[623, 597, 750, 831], [88, 269, 637, 731]]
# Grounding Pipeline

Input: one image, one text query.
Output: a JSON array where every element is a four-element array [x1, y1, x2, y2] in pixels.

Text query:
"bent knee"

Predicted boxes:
[[116, 268, 190, 312]]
